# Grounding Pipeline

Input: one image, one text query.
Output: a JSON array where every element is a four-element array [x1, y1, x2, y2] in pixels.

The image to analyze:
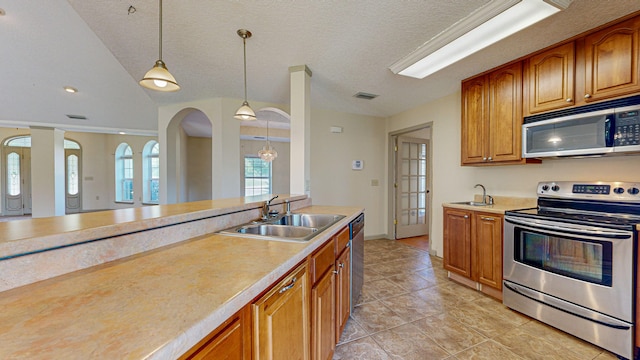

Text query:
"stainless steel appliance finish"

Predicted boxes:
[[503, 181, 640, 359], [349, 213, 364, 315], [522, 96, 640, 158]]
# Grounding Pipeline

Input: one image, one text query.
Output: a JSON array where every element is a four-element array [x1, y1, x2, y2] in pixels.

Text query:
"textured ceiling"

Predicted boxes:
[[3, 1, 640, 134]]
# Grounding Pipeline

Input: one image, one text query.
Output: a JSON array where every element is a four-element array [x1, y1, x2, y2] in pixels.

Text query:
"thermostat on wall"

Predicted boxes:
[[352, 160, 364, 170]]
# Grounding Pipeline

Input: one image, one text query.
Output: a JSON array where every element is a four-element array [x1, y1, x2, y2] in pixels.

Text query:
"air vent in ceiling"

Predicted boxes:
[[66, 114, 87, 120], [353, 92, 379, 100]]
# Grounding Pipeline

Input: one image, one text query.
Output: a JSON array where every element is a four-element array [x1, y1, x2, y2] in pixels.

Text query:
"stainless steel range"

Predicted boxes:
[[503, 181, 640, 360]]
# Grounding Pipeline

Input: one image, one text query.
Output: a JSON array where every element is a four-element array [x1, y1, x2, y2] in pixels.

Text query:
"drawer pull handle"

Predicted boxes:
[[279, 276, 297, 294], [481, 216, 495, 221]]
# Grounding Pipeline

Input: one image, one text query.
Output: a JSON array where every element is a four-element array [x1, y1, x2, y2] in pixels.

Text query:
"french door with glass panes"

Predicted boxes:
[[394, 136, 430, 239]]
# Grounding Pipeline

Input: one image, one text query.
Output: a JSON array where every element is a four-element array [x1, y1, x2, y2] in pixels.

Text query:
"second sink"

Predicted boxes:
[[451, 201, 488, 206]]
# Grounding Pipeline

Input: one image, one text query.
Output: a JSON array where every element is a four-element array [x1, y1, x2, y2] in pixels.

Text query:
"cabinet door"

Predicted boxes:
[[312, 267, 335, 360], [461, 76, 489, 164], [443, 207, 472, 278], [253, 263, 309, 360], [335, 247, 350, 343], [584, 16, 640, 102], [488, 62, 523, 163], [179, 306, 251, 360], [473, 212, 503, 290], [527, 42, 575, 113]]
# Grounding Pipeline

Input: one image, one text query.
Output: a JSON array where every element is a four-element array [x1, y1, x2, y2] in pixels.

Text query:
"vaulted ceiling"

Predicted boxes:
[[2, 1, 640, 135]]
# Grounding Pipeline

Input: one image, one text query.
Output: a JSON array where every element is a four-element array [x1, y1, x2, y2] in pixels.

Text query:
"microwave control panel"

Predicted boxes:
[[614, 110, 640, 146]]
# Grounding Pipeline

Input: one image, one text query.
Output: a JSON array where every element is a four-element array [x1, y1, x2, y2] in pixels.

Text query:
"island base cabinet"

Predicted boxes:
[[253, 262, 310, 360], [311, 268, 336, 360], [178, 306, 251, 360]]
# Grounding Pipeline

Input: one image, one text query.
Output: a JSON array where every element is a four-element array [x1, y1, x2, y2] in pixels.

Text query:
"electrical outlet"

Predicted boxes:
[[371, 179, 379, 186]]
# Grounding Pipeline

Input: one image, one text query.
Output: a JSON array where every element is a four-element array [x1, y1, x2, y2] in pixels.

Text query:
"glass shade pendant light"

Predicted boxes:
[[139, 0, 180, 92], [234, 29, 256, 120], [258, 118, 277, 162]]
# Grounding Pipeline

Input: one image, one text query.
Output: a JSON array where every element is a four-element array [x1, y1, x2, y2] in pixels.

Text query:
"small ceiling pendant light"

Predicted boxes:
[[258, 117, 277, 162], [234, 29, 256, 121], [139, 0, 180, 92]]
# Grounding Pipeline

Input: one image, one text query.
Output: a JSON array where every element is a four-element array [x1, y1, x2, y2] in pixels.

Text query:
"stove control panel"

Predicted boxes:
[[538, 181, 640, 202]]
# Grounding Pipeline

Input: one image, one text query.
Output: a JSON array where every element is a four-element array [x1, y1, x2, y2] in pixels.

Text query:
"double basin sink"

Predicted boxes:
[[218, 213, 346, 242]]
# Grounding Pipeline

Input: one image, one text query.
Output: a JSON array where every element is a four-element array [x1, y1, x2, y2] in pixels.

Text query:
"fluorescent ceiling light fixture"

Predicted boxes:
[[389, 0, 572, 79]]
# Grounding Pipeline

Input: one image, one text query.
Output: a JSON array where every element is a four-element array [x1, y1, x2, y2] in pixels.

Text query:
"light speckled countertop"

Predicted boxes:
[[0, 203, 363, 359], [443, 195, 537, 214]]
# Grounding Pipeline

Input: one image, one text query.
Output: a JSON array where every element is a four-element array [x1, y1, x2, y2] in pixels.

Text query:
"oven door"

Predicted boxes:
[[504, 215, 634, 322]]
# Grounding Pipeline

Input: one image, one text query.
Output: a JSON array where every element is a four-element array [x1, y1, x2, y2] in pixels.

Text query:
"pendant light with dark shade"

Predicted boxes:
[[139, 0, 180, 92], [234, 29, 256, 121]]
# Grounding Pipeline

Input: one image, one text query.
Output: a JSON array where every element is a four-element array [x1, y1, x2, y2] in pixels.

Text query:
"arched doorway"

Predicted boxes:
[[2, 135, 82, 215], [165, 108, 212, 203]]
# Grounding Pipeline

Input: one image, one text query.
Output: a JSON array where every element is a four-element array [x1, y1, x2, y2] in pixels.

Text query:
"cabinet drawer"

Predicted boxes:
[[311, 238, 335, 284], [334, 227, 350, 255]]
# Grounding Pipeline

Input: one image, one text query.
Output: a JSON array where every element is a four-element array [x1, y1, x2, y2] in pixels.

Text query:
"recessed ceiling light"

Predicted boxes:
[[119, 132, 126, 135], [64, 86, 78, 93]]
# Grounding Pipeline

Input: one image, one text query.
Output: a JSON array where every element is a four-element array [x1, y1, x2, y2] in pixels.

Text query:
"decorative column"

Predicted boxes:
[[30, 126, 65, 217], [289, 65, 312, 196]]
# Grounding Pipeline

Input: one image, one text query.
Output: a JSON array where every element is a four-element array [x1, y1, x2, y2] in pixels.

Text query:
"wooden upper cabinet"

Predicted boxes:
[[488, 62, 523, 163], [461, 76, 489, 164], [584, 16, 640, 102], [526, 42, 575, 113]]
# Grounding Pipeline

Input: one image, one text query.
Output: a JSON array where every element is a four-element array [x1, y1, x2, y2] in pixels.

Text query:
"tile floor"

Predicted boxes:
[[333, 238, 619, 360]]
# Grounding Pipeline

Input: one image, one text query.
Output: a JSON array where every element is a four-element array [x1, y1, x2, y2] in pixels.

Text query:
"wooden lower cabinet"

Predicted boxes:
[[253, 262, 310, 360], [443, 207, 504, 299], [311, 266, 335, 360], [472, 212, 503, 291], [443, 207, 472, 278], [335, 246, 350, 343], [179, 306, 251, 360]]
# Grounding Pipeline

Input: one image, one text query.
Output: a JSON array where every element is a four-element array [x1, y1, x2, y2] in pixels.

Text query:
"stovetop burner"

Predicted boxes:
[[506, 181, 640, 230]]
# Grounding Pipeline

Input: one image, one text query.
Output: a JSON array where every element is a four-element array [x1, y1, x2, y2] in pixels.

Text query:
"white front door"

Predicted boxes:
[[65, 149, 82, 213], [394, 136, 430, 239]]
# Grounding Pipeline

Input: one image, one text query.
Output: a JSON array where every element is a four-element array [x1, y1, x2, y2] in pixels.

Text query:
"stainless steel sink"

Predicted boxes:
[[451, 201, 488, 206], [237, 224, 318, 238], [218, 213, 346, 242], [273, 213, 345, 228]]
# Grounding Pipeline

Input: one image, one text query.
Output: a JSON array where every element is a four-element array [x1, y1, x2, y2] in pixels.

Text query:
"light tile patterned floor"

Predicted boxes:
[[333, 239, 619, 360]]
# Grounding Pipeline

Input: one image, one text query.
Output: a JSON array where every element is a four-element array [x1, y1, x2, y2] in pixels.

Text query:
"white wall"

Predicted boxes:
[[187, 137, 212, 201], [309, 108, 387, 237], [387, 91, 640, 257]]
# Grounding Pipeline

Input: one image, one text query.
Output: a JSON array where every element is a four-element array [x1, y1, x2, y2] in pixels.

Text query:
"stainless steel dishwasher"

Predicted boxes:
[[349, 213, 364, 314]]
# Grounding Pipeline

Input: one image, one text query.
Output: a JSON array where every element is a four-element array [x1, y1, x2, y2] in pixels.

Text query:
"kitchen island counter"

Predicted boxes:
[[0, 201, 363, 359]]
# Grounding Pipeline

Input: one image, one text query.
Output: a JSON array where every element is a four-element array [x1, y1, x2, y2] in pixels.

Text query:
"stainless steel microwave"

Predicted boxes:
[[522, 100, 640, 158]]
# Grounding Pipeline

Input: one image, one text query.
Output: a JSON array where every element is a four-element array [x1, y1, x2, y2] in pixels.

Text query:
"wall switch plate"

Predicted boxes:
[[352, 160, 363, 170]]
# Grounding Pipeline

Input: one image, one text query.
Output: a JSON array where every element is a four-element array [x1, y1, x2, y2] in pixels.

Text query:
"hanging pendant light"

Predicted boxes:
[[139, 0, 180, 92], [234, 29, 256, 120], [258, 117, 277, 162]]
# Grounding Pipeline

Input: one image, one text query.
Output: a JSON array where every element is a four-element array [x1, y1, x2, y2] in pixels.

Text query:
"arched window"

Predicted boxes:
[[115, 143, 134, 202], [142, 141, 159, 203]]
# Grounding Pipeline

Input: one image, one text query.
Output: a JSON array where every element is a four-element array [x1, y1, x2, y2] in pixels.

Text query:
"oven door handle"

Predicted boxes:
[[503, 282, 632, 330], [505, 216, 631, 239]]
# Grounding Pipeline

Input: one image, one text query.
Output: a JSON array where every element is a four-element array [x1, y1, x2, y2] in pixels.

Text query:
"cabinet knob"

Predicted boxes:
[[464, 215, 469, 219], [482, 157, 487, 161], [584, 94, 592, 99], [338, 263, 345, 268], [487, 156, 492, 161], [566, 98, 572, 102]]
